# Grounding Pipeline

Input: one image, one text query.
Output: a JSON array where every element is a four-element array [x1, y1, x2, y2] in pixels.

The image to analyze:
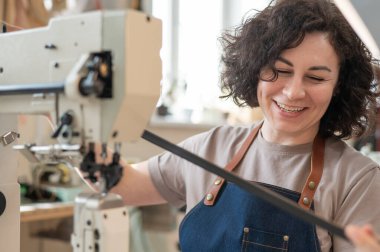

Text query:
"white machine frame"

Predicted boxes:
[[0, 9, 162, 252]]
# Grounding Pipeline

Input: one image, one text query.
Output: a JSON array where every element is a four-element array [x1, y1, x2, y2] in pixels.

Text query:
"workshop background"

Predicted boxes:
[[1, 0, 379, 251]]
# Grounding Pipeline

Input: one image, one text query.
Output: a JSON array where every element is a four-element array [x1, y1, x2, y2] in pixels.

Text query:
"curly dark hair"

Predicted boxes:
[[220, 0, 378, 139]]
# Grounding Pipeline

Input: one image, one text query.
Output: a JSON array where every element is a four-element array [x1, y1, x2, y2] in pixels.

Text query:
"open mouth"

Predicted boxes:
[[275, 101, 306, 113]]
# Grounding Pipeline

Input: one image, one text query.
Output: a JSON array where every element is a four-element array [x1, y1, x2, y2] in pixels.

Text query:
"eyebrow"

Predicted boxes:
[[277, 56, 332, 72]]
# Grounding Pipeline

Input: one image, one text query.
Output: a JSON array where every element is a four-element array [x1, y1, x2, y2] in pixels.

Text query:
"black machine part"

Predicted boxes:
[[80, 142, 123, 193]]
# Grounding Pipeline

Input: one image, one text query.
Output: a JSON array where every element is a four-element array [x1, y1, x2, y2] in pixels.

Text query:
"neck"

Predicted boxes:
[[260, 120, 318, 145]]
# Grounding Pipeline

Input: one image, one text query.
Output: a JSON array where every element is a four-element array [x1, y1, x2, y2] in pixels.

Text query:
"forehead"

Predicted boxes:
[[278, 32, 340, 70]]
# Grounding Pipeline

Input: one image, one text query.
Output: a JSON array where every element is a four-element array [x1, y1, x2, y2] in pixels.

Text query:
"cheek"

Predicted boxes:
[[313, 91, 334, 111], [257, 81, 279, 101]]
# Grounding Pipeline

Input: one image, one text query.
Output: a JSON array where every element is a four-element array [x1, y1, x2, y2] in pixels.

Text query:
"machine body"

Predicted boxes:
[[0, 9, 162, 252], [0, 9, 161, 143], [71, 193, 129, 252]]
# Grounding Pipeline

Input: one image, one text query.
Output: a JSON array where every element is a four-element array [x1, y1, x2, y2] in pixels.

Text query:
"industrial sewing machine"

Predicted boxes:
[[0, 9, 161, 252]]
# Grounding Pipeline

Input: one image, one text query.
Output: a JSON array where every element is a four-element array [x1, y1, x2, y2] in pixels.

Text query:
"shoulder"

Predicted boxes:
[[179, 123, 258, 153], [321, 138, 380, 243], [325, 138, 378, 171], [317, 138, 379, 219], [323, 137, 379, 192]]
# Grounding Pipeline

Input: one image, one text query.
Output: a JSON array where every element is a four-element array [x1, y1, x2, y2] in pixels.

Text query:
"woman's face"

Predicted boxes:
[[258, 32, 340, 144]]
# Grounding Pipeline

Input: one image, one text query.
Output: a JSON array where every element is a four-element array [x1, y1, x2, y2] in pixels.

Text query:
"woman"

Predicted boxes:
[[106, 0, 380, 251]]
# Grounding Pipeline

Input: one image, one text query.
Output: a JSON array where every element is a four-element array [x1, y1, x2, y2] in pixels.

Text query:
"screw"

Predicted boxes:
[[112, 131, 118, 138]]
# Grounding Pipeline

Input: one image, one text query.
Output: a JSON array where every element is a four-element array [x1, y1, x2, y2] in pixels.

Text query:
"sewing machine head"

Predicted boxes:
[[0, 9, 161, 144], [0, 10, 162, 191]]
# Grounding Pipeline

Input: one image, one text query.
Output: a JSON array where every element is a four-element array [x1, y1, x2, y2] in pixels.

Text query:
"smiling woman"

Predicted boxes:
[[144, 0, 379, 250]]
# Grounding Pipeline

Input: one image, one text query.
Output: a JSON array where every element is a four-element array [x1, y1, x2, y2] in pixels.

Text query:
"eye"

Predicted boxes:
[[276, 69, 292, 75], [307, 75, 326, 82]]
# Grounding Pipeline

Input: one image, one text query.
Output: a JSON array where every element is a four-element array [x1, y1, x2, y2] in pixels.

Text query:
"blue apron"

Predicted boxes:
[[179, 125, 324, 251]]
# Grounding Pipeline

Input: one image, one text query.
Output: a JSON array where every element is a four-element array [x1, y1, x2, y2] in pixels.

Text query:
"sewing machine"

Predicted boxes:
[[0, 9, 161, 252]]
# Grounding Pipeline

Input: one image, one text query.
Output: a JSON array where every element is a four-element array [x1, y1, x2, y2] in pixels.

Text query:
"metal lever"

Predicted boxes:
[[51, 112, 73, 138]]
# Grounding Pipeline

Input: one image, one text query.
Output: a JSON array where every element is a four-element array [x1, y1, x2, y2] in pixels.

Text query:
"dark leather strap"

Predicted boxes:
[[297, 135, 325, 210], [203, 123, 325, 209], [203, 123, 262, 206]]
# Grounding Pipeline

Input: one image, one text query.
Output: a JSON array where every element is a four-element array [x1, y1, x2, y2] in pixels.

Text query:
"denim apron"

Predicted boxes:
[[179, 124, 325, 252]]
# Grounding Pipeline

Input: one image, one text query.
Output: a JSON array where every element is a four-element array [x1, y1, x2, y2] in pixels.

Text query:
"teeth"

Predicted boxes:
[[276, 101, 304, 112]]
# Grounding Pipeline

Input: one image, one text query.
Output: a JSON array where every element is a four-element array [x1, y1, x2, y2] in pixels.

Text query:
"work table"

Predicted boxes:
[[20, 202, 73, 223]]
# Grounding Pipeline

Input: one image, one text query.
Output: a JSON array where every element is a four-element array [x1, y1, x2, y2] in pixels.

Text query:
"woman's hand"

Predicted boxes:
[[345, 225, 380, 252], [74, 143, 166, 206]]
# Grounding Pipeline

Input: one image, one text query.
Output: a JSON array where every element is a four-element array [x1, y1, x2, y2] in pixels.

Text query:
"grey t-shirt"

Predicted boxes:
[[148, 124, 380, 252]]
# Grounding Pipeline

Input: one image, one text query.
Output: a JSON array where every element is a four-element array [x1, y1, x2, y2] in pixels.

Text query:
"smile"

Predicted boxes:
[[275, 101, 305, 113]]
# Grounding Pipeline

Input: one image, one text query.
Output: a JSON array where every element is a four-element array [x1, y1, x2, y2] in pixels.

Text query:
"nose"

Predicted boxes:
[[282, 77, 306, 100]]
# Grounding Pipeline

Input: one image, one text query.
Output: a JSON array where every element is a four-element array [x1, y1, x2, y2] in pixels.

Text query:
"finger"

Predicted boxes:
[[74, 167, 99, 192], [362, 225, 375, 237], [346, 225, 380, 252]]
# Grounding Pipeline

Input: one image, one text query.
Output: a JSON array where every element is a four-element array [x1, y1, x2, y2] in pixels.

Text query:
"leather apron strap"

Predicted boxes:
[[203, 123, 325, 210], [297, 135, 325, 210], [203, 123, 261, 206]]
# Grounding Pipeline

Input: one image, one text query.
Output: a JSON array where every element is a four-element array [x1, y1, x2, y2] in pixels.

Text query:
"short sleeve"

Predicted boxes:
[[147, 129, 218, 208], [333, 166, 380, 251], [148, 151, 187, 208]]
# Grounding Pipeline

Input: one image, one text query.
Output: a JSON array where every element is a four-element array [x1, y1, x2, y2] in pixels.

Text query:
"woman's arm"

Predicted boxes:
[[110, 161, 167, 206]]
